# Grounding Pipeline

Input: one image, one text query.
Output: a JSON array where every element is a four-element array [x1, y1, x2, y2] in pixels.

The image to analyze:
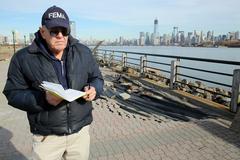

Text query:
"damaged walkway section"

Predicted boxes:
[[0, 61, 240, 160]]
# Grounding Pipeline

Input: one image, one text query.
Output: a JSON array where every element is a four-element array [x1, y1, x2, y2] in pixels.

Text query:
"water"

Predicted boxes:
[[99, 46, 240, 91]]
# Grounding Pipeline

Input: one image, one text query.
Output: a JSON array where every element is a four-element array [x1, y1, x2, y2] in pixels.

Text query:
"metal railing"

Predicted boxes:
[[94, 49, 240, 113]]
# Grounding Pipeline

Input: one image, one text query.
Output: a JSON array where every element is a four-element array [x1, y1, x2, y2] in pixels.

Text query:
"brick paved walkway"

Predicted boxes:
[[0, 61, 240, 160]]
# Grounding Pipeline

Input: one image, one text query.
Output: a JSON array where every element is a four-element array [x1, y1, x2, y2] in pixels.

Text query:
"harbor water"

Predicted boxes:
[[99, 46, 240, 91]]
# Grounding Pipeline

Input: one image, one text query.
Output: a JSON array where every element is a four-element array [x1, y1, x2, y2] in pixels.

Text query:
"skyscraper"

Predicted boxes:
[[70, 21, 77, 38], [145, 32, 150, 45], [154, 18, 158, 35], [0, 34, 3, 44], [152, 18, 159, 45], [29, 33, 35, 43], [139, 32, 145, 46]]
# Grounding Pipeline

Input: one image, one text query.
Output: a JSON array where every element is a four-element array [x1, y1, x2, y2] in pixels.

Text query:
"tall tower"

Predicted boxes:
[[139, 32, 145, 46], [172, 26, 178, 43], [154, 18, 158, 35], [70, 21, 77, 38]]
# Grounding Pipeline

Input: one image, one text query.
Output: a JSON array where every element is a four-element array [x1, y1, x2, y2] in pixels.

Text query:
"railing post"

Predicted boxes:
[[140, 55, 147, 77], [108, 51, 114, 67], [170, 59, 180, 89], [93, 50, 97, 59], [230, 69, 240, 112], [122, 53, 127, 68], [176, 58, 180, 80], [104, 51, 107, 64], [93, 49, 98, 57], [95, 51, 101, 62]]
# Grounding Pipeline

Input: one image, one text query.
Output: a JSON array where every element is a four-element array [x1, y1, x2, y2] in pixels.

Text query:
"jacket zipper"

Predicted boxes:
[[61, 60, 64, 76], [62, 57, 71, 134], [66, 104, 72, 134]]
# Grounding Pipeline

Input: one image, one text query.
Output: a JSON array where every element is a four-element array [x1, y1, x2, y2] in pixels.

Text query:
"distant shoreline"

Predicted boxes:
[[89, 44, 240, 48]]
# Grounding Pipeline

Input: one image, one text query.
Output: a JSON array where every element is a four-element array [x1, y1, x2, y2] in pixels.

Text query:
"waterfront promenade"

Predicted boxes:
[[0, 60, 240, 160]]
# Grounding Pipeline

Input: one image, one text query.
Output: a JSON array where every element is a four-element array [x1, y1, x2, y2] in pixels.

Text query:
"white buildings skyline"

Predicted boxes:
[[0, 18, 239, 46]]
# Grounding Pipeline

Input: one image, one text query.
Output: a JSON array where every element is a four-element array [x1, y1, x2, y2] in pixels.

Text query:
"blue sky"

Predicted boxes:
[[0, 0, 239, 40]]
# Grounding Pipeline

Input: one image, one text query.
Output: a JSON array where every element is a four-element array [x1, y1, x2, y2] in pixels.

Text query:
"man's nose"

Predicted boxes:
[[55, 31, 64, 38]]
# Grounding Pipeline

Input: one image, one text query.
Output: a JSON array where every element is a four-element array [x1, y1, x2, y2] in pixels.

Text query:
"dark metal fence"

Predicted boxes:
[[94, 49, 240, 113]]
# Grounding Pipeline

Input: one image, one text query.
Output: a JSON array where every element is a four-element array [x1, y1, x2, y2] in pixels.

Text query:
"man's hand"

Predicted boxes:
[[83, 85, 96, 101], [45, 91, 63, 106]]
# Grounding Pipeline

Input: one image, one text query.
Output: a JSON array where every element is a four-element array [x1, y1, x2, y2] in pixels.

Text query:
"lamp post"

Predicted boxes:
[[24, 35, 26, 47], [12, 30, 16, 54]]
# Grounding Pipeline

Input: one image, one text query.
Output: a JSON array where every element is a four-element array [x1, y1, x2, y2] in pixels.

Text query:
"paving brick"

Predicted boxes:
[[1, 63, 240, 160]]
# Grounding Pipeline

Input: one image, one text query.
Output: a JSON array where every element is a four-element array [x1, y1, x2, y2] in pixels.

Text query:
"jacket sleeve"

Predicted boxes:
[[87, 50, 104, 99], [3, 55, 46, 113]]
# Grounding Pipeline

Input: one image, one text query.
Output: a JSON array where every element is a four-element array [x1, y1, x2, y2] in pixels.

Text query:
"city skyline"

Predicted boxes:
[[0, 0, 240, 40]]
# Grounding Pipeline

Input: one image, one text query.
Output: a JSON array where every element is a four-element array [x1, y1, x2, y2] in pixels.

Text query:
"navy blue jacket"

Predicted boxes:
[[3, 32, 104, 135]]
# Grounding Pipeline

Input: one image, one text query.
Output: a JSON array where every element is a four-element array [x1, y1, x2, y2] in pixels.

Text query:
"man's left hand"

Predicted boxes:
[[83, 85, 96, 101]]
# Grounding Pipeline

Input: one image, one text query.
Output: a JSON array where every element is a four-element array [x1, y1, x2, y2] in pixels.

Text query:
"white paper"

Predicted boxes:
[[40, 81, 86, 102]]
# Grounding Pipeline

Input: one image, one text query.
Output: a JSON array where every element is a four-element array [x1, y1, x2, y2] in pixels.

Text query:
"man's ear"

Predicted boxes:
[[39, 26, 46, 39]]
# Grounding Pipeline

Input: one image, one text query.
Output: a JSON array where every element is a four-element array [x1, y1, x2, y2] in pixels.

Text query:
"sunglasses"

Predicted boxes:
[[48, 27, 70, 37]]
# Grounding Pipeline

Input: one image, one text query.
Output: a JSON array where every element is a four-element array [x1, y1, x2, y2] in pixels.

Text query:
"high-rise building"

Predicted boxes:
[[139, 32, 145, 46], [12, 30, 20, 44], [152, 18, 159, 45], [70, 21, 77, 38], [29, 33, 35, 43], [186, 32, 193, 46], [228, 32, 234, 40], [162, 34, 171, 45], [154, 18, 158, 35], [211, 31, 214, 41], [3, 36, 9, 44], [199, 31, 203, 43], [145, 32, 150, 45], [172, 27, 178, 44], [179, 31, 185, 45], [119, 36, 124, 45], [0, 34, 3, 44], [235, 31, 240, 40]]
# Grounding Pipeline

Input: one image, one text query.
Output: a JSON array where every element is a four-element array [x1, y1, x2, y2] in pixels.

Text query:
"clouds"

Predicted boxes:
[[1, 0, 239, 25], [0, 0, 239, 38], [69, 0, 240, 32], [1, 0, 239, 23]]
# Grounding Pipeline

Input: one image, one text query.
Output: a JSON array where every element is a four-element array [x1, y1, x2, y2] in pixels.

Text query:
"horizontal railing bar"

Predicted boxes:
[[177, 73, 232, 88], [113, 56, 121, 59], [114, 55, 122, 58], [178, 65, 233, 77], [127, 62, 140, 66], [146, 66, 171, 74], [127, 57, 139, 61], [146, 60, 171, 66], [97, 49, 240, 65]]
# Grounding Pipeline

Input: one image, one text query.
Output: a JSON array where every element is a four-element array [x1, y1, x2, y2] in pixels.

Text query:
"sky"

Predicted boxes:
[[0, 0, 240, 40]]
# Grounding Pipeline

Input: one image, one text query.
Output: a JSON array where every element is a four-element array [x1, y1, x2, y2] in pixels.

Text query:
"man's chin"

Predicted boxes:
[[53, 46, 66, 52]]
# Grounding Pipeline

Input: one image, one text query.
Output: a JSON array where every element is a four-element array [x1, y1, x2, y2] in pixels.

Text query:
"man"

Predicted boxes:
[[3, 5, 103, 160]]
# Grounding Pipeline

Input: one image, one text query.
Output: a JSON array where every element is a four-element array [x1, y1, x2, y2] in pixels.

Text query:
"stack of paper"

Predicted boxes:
[[40, 81, 86, 102]]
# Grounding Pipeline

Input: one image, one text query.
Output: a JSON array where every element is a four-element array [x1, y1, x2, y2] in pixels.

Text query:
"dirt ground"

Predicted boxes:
[[0, 46, 22, 60]]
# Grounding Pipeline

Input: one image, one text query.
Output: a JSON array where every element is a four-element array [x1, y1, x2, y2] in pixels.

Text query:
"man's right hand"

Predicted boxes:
[[45, 91, 63, 106]]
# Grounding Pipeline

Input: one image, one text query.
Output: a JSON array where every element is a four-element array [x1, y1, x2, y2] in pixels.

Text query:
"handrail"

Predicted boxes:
[[98, 49, 240, 65], [95, 48, 240, 112], [177, 73, 232, 88], [178, 65, 233, 77], [146, 60, 171, 66]]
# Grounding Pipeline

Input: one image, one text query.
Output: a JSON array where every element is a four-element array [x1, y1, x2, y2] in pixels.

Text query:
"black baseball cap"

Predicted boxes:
[[41, 5, 70, 30]]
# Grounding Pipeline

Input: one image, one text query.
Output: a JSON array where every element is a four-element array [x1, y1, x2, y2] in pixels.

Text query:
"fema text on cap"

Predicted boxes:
[[48, 12, 66, 19]]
